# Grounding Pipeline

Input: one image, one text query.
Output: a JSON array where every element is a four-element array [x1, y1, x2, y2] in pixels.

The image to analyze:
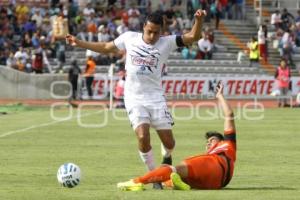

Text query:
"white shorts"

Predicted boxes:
[[126, 102, 174, 130]]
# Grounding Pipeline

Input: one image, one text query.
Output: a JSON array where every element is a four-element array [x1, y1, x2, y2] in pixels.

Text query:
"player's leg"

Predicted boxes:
[[134, 165, 176, 184], [148, 129, 171, 189], [136, 123, 164, 190], [127, 105, 162, 189], [175, 162, 189, 178], [117, 165, 176, 191], [155, 136, 174, 190], [159, 162, 191, 190], [145, 103, 174, 189], [117, 163, 190, 191], [126, 105, 156, 172], [151, 103, 175, 165], [171, 162, 191, 190], [134, 123, 156, 171], [157, 129, 175, 165]]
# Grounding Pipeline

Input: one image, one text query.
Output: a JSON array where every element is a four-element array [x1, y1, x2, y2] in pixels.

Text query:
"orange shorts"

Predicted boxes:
[[183, 154, 228, 189]]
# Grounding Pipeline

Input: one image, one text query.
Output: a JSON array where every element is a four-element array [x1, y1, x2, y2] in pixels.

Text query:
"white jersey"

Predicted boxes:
[[114, 31, 178, 104]]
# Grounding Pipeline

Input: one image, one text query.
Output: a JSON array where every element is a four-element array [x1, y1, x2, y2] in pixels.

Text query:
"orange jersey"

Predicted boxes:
[[206, 129, 236, 186], [84, 60, 96, 77], [183, 130, 236, 189]]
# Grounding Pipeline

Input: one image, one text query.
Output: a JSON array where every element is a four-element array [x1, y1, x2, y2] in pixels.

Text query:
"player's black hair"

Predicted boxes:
[[145, 12, 164, 27], [205, 131, 224, 141]]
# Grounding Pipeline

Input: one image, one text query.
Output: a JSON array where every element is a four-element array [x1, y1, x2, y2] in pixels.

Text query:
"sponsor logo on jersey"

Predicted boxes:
[[131, 56, 158, 68], [130, 44, 161, 74]]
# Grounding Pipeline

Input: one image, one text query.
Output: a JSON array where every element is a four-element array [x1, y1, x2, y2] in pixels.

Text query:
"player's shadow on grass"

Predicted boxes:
[[225, 186, 296, 190]]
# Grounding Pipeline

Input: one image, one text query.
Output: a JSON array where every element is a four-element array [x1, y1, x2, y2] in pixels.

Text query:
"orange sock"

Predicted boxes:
[[133, 166, 173, 184]]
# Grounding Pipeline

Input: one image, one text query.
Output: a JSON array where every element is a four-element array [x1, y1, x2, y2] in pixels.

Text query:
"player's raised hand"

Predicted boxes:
[[194, 9, 207, 20], [215, 81, 224, 99], [65, 34, 77, 46]]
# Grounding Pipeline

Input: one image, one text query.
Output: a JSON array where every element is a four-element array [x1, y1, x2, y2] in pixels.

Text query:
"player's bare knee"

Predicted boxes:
[[135, 123, 149, 133], [175, 162, 188, 178], [135, 124, 149, 135], [138, 134, 149, 141]]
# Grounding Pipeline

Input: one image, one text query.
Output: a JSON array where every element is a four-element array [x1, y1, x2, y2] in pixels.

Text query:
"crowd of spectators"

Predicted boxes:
[[270, 8, 300, 68], [0, 0, 249, 74], [0, 0, 70, 73]]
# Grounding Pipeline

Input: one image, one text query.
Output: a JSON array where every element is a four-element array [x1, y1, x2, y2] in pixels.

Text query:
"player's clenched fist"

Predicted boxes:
[[194, 9, 207, 19], [65, 34, 77, 46]]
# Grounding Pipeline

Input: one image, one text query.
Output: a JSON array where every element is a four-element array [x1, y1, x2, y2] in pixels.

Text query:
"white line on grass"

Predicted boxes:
[[0, 111, 103, 138]]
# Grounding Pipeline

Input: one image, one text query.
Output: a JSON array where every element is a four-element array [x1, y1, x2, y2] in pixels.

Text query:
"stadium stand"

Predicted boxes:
[[0, 0, 299, 94], [249, 0, 300, 75]]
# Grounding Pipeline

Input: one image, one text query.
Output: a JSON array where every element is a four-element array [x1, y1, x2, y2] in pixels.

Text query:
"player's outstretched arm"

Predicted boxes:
[[182, 9, 206, 46], [65, 34, 119, 54], [216, 82, 236, 132]]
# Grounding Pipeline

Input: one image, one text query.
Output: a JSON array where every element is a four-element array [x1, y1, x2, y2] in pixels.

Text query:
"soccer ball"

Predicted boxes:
[[57, 163, 81, 188]]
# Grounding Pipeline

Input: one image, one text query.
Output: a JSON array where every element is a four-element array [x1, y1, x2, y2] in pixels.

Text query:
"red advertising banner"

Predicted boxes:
[[80, 75, 300, 99]]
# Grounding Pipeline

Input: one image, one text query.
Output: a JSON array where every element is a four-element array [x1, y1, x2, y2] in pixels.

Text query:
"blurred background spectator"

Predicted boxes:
[[197, 33, 213, 59], [258, 24, 268, 63], [181, 46, 197, 59], [84, 52, 96, 99], [68, 57, 81, 100], [274, 58, 291, 107], [114, 70, 125, 108], [271, 10, 282, 30], [247, 36, 259, 67]]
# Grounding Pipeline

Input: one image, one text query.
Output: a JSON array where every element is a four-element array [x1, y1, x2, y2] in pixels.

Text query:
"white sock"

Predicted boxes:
[[161, 143, 173, 158], [139, 149, 156, 171]]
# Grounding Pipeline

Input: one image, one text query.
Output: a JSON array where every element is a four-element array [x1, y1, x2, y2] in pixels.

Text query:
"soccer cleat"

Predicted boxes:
[[117, 180, 145, 191], [162, 155, 172, 165], [152, 182, 163, 190], [170, 172, 191, 191]]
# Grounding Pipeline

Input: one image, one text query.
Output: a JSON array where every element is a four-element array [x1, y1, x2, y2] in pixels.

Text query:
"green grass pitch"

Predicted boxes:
[[0, 104, 299, 200]]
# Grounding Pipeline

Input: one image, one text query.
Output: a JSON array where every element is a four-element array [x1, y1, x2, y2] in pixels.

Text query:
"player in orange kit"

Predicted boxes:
[[117, 82, 236, 190], [84, 53, 96, 99]]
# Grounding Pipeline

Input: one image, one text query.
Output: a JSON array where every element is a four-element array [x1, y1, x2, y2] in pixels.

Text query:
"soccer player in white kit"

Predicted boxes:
[[66, 9, 206, 189]]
